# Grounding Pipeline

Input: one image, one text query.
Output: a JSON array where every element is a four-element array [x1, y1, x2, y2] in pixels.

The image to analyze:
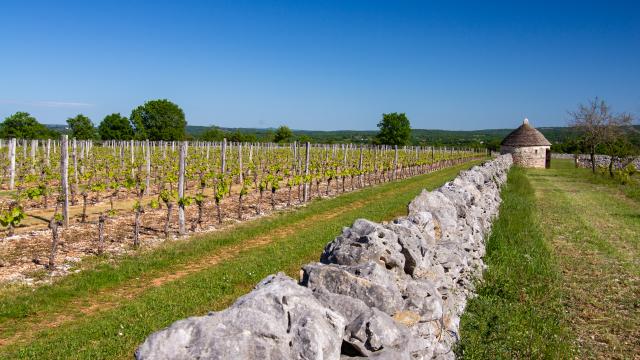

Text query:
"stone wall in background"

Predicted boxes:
[[135, 155, 514, 360], [550, 153, 575, 160], [552, 153, 640, 169]]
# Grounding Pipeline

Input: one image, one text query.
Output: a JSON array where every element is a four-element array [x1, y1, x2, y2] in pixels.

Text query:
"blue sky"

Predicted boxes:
[[1, 0, 638, 130]]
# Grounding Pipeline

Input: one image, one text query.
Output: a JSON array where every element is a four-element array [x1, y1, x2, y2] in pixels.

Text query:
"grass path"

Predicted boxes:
[[0, 161, 482, 359], [529, 160, 640, 359], [459, 160, 640, 359], [457, 167, 571, 359]]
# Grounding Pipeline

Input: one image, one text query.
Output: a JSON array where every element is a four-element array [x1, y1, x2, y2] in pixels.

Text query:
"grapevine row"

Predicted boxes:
[[0, 137, 486, 268]]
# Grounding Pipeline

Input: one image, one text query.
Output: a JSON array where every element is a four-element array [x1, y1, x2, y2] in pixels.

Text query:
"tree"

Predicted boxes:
[[601, 137, 638, 177], [200, 126, 225, 141], [569, 98, 633, 173], [375, 113, 411, 146], [130, 99, 186, 140], [273, 125, 293, 143], [98, 113, 134, 140], [200, 127, 258, 143], [550, 138, 586, 154], [0, 112, 58, 139], [297, 134, 313, 144], [228, 130, 257, 143], [67, 114, 97, 140], [599, 117, 638, 176]]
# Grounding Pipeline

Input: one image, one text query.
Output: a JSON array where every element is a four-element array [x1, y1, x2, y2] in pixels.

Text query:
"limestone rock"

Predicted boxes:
[[408, 191, 458, 241], [136, 273, 345, 360], [301, 262, 404, 316], [320, 219, 406, 275]]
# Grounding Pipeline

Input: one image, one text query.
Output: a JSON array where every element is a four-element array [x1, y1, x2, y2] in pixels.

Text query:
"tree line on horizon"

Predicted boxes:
[[1, 98, 637, 151], [0, 99, 187, 142], [0, 98, 415, 146]]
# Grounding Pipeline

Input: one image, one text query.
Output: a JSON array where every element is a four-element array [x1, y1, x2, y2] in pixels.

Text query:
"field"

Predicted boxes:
[[0, 139, 481, 283], [458, 159, 639, 359], [2, 147, 638, 359], [0, 160, 482, 359]]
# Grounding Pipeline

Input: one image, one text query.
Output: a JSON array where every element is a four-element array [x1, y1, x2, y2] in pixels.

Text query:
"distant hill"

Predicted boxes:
[[186, 125, 584, 146], [46, 124, 640, 148], [45, 124, 69, 133], [185, 124, 640, 146]]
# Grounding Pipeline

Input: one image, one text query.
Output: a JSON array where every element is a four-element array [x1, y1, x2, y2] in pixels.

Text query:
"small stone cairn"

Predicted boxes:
[[136, 155, 513, 360]]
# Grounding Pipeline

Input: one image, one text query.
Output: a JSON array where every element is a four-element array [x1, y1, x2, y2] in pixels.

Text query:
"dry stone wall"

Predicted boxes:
[[552, 153, 640, 169], [135, 155, 513, 360], [576, 154, 640, 169], [550, 153, 575, 160]]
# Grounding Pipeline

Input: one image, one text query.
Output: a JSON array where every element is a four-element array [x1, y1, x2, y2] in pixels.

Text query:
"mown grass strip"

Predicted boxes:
[[529, 161, 640, 358], [0, 161, 483, 359], [456, 167, 572, 359], [529, 171, 639, 272]]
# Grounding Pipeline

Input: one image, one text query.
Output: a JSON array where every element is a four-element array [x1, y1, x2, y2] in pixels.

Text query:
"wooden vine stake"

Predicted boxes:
[[221, 138, 227, 174], [130, 139, 135, 178], [60, 135, 70, 227], [72, 138, 79, 205], [358, 145, 364, 187], [30, 139, 37, 175], [238, 142, 243, 184], [145, 140, 151, 195], [8, 138, 16, 190], [178, 141, 186, 235], [292, 141, 296, 172], [46, 139, 51, 167], [303, 142, 310, 202], [393, 145, 398, 180]]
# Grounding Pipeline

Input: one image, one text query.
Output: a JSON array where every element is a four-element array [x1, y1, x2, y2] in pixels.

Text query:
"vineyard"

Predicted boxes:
[[0, 137, 484, 283]]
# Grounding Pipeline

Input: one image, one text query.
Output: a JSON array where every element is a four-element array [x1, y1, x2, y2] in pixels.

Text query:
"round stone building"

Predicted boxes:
[[500, 119, 551, 168]]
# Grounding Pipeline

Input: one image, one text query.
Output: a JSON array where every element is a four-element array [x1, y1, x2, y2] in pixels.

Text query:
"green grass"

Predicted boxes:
[[527, 160, 640, 358], [456, 167, 572, 359], [552, 158, 640, 202], [589, 168, 640, 203], [0, 160, 484, 359], [458, 160, 640, 358]]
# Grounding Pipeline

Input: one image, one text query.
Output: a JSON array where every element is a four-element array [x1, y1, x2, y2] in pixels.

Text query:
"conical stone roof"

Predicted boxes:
[[500, 119, 551, 147]]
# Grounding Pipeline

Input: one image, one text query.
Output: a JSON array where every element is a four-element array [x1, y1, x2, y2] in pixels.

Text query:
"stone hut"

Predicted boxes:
[[500, 118, 551, 168]]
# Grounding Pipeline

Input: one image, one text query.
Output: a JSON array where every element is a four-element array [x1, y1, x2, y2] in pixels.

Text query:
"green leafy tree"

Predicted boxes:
[[0, 112, 57, 139], [200, 126, 225, 141], [273, 125, 293, 143], [600, 133, 638, 177], [375, 112, 411, 146], [130, 99, 186, 140], [297, 134, 312, 143], [228, 130, 256, 143], [98, 113, 134, 140], [67, 114, 97, 139]]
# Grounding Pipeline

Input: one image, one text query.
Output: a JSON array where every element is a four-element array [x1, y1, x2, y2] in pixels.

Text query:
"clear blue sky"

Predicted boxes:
[[1, 0, 638, 130]]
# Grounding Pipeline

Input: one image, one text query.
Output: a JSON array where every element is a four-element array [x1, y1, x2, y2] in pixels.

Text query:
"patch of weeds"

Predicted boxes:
[[24, 268, 50, 283]]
